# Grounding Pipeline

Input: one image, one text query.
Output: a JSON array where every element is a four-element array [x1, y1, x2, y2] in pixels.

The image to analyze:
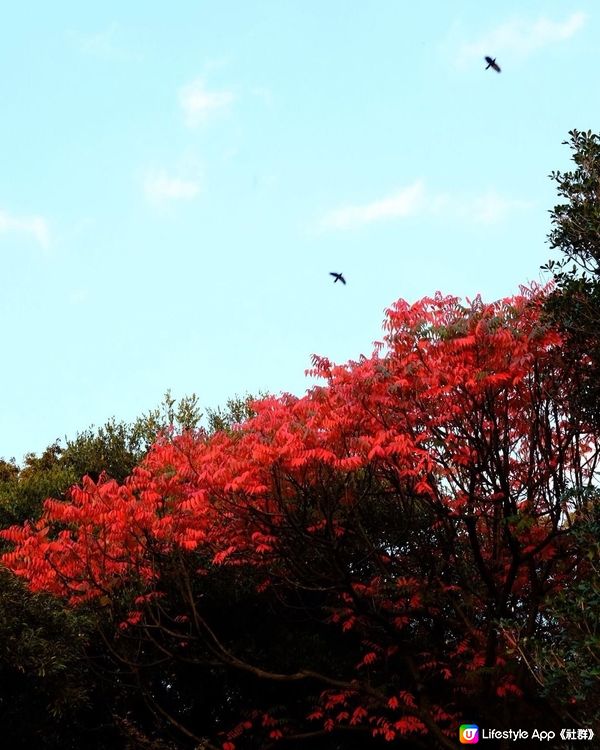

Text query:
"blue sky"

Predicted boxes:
[[1, 1, 598, 463]]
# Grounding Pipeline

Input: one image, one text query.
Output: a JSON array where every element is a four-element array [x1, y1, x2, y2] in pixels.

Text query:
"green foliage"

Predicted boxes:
[[62, 390, 205, 483], [0, 569, 124, 749], [132, 389, 204, 448], [205, 392, 265, 435], [524, 493, 600, 725], [540, 131, 600, 723], [0, 443, 77, 528], [0, 457, 19, 482], [61, 419, 146, 484], [542, 129, 600, 428], [544, 129, 600, 282]]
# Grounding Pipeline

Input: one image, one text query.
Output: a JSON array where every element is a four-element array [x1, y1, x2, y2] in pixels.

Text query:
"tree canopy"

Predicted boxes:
[[543, 129, 600, 429], [3, 287, 597, 748]]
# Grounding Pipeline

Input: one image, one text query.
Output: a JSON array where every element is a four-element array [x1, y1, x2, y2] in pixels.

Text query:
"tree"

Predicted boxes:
[[0, 458, 19, 483], [0, 568, 125, 750], [0, 442, 78, 529], [542, 129, 600, 429], [60, 390, 205, 484], [204, 393, 264, 436], [536, 129, 600, 726], [2, 288, 597, 747], [0, 391, 205, 749], [505, 490, 600, 726]]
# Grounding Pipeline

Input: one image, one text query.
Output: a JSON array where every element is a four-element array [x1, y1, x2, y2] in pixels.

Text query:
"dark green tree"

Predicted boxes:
[[539, 130, 600, 728], [0, 443, 77, 528], [542, 129, 600, 428], [205, 392, 264, 435], [503, 490, 600, 727]]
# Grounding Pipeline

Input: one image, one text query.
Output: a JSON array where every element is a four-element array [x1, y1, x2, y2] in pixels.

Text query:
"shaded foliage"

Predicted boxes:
[[205, 393, 264, 436], [504, 489, 600, 727], [0, 391, 208, 748], [542, 129, 600, 430]]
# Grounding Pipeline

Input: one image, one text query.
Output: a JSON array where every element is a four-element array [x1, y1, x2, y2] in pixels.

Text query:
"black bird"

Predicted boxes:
[[330, 272, 346, 285], [484, 56, 501, 73]]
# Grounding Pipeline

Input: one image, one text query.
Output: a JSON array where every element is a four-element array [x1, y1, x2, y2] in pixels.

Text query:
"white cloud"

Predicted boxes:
[[68, 24, 142, 62], [457, 11, 586, 66], [143, 171, 200, 205], [68, 288, 89, 305], [319, 182, 531, 231], [0, 210, 50, 249], [320, 181, 426, 230], [470, 191, 532, 223], [179, 78, 234, 127], [431, 189, 532, 223]]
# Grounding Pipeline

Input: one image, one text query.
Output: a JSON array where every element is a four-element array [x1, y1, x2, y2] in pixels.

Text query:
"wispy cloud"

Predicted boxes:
[[470, 192, 532, 223], [179, 78, 234, 127], [456, 11, 586, 66], [68, 24, 142, 62], [431, 190, 532, 223], [68, 288, 89, 305], [0, 209, 50, 249], [320, 181, 426, 230], [319, 182, 531, 231], [143, 170, 200, 205]]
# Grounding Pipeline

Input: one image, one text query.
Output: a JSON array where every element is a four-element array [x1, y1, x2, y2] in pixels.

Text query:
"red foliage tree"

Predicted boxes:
[[2, 286, 597, 748]]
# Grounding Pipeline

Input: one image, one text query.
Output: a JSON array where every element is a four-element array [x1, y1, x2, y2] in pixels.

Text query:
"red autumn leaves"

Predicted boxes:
[[2, 286, 595, 747]]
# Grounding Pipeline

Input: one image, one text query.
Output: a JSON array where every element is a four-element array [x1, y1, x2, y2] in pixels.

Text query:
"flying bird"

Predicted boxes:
[[484, 56, 501, 73], [330, 272, 346, 285]]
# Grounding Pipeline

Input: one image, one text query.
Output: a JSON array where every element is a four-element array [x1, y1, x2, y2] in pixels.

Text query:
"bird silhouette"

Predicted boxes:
[[330, 272, 346, 285], [484, 56, 501, 73]]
